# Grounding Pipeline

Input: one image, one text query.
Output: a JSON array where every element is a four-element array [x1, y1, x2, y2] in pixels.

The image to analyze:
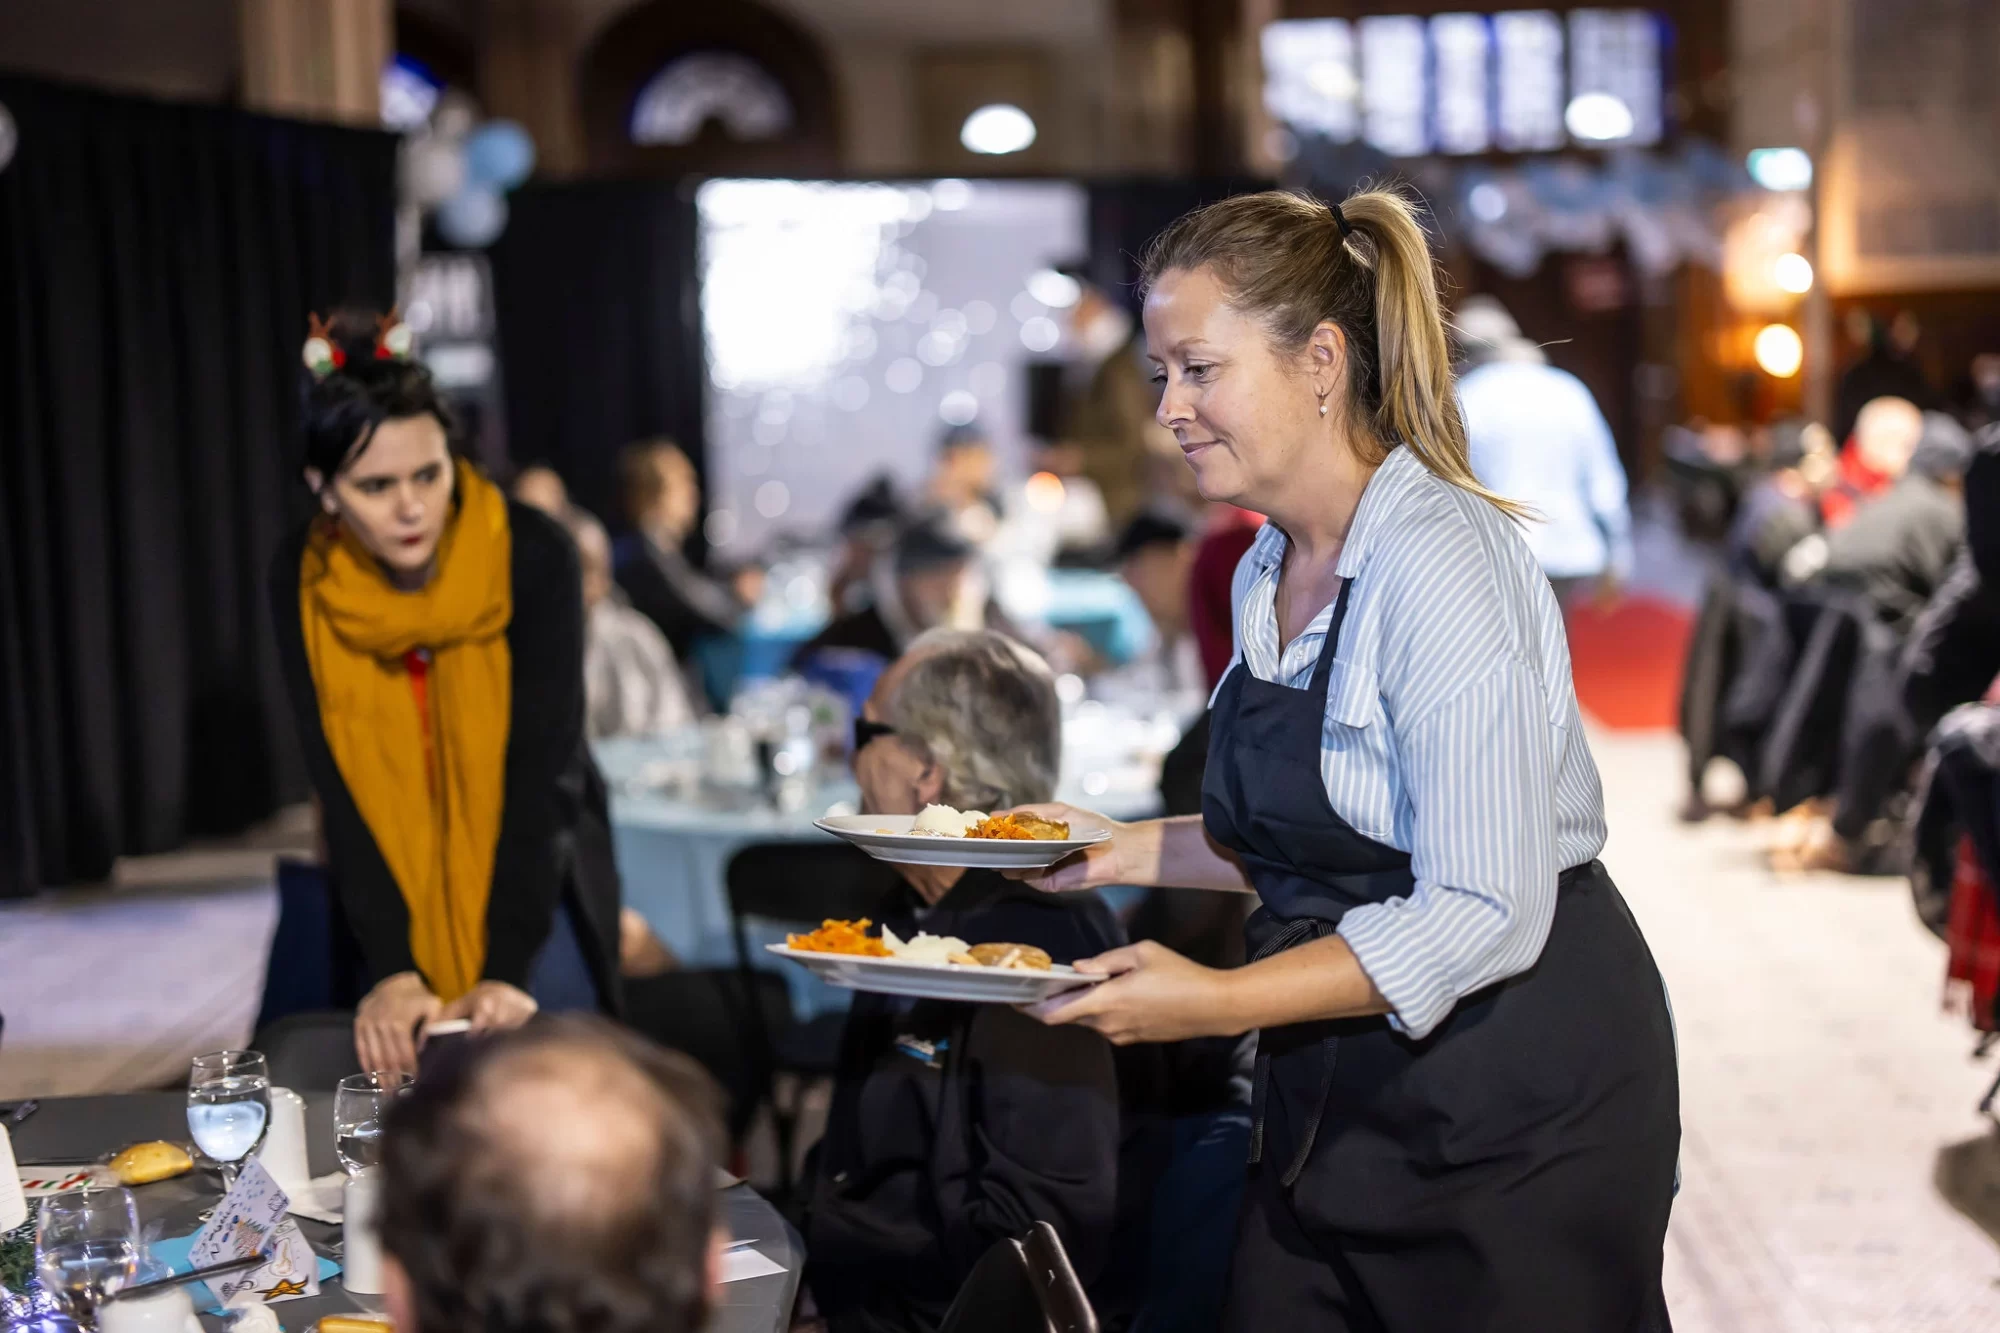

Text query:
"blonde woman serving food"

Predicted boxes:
[[1018, 191, 1679, 1330]]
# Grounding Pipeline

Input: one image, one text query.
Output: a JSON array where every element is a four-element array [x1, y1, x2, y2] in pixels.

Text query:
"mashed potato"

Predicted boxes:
[[912, 803, 988, 836], [880, 925, 971, 964]]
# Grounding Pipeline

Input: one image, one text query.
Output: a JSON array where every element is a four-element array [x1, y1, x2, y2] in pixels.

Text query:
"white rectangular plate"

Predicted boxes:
[[766, 944, 1104, 1003], [813, 813, 1111, 869]]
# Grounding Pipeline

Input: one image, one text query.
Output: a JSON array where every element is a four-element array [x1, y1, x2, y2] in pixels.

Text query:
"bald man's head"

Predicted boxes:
[[380, 1017, 724, 1333], [1853, 396, 1923, 479]]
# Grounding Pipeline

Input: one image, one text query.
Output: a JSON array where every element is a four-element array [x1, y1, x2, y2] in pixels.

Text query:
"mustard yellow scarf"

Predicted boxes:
[[300, 460, 512, 1002]]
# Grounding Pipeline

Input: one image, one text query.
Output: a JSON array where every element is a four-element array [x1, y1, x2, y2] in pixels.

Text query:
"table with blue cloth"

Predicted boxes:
[[714, 567, 1157, 698]]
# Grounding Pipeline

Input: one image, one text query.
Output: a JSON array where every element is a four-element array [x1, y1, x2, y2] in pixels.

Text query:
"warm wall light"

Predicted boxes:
[[1754, 323, 1804, 378], [960, 104, 1037, 155], [1773, 252, 1813, 294]]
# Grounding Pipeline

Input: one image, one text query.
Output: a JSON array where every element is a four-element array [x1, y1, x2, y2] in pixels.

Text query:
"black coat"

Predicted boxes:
[[270, 500, 622, 1013], [804, 869, 1125, 1333], [613, 532, 743, 660]]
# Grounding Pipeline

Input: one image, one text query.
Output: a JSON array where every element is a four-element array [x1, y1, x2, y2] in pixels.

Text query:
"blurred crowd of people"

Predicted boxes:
[[1673, 321, 2000, 1039]]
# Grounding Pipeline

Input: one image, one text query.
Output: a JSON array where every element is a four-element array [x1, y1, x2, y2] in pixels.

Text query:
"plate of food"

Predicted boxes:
[[767, 919, 1106, 1003], [813, 805, 1111, 869]]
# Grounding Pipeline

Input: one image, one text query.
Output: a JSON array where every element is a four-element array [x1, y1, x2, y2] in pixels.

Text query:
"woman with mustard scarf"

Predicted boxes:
[[271, 317, 621, 1074]]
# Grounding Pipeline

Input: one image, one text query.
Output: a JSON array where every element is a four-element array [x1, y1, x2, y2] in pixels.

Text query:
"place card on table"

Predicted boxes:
[[188, 1158, 290, 1268], [212, 1219, 321, 1307]]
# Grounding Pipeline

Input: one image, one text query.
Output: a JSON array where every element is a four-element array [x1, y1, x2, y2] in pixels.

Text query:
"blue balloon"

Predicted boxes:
[[436, 187, 509, 248], [463, 120, 536, 190]]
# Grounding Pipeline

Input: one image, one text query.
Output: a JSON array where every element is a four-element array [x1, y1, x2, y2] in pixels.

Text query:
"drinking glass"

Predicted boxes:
[[186, 1050, 271, 1188], [333, 1072, 412, 1177], [33, 1185, 139, 1328]]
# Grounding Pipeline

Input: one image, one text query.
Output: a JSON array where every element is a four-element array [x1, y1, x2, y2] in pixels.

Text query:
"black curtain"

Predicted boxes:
[[489, 179, 705, 533], [0, 75, 398, 897]]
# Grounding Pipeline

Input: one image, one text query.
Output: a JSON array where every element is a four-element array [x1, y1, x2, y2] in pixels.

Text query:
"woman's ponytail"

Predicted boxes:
[[1338, 189, 1527, 518]]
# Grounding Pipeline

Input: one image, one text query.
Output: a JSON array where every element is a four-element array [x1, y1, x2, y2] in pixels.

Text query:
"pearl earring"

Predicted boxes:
[[1319, 401, 1329, 417]]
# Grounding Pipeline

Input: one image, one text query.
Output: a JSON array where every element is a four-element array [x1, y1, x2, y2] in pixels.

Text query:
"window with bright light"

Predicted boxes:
[[631, 52, 792, 146], [1494, 11, 1567, 151], [1431, 14, 1492, 155], [695, 179, 1084, 552], [1261, 20, 1360, 142], [1258, 8, 1663, 157], [1360, 16, 1430, 157]]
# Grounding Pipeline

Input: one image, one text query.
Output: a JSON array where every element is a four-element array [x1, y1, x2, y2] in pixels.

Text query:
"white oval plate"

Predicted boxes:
[[812, 813, 1111, 869], [766, 943, 1104, 1003]]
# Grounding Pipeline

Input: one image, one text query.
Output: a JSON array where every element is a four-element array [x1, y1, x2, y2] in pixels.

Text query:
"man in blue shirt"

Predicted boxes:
[[1456, 297, 1634, 606]]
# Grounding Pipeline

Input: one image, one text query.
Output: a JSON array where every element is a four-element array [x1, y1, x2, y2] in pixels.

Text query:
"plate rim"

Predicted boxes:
[[811, 814, 1113, 851]]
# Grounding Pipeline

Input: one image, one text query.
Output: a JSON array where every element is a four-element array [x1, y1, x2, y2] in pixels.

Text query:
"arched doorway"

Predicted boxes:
[[578, 0, 840, 177]]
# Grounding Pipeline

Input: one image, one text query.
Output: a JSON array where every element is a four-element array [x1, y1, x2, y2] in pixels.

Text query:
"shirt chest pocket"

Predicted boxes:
[[1322, 656, 1382, 731], [1318, 657, 1398, 842]]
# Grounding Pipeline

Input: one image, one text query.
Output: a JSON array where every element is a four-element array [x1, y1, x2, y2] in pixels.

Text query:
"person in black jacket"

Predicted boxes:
[[612, 439, 753, 661], [803, 630, 1124, 1333], [271, 314, 619, 1075]]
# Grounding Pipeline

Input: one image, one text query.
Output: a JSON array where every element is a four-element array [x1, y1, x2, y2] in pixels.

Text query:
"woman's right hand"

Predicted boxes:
[[1003, 804, 1158, 893], [354, 972, 443, 1075]]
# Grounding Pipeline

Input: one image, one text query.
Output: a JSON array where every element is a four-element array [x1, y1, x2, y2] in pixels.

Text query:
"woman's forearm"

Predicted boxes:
[[1219, 934, 1391, 1032], [1147, 815, 1257, 892]]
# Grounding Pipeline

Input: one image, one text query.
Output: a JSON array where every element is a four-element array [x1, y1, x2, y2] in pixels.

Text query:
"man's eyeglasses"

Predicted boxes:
[[853, 717, 897, 754]]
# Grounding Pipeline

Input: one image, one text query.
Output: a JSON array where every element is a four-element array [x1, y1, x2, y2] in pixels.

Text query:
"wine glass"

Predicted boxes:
[[333, 1072, 412, 1177], [34, 1185, 139, 1328], [186, 1050, 271, 1188]]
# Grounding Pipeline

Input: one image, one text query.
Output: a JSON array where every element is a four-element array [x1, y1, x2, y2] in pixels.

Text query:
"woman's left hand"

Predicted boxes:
[[440, 981, 539, 1034], [1023, 941, 1239, 1045]]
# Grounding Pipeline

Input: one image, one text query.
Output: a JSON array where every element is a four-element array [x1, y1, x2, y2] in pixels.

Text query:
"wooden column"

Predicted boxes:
[[480, 0, 584, 177], [237, 0, 389, 125]]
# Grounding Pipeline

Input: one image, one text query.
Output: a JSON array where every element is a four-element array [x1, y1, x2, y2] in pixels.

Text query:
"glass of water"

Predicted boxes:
[[333, 1071, 412, 1176], [34, 1185, 140, 1327], [186, 1050, 271, 1188]]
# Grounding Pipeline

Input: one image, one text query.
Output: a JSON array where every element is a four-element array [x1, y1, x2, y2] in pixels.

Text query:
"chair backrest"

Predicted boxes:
[[252, 1011, 363, 1090], [938, 1225, 1099, 1333], [938, 1238, 1049, 1333], [257, 858, 366, 1029], [1022, 1222, 1099, 1333], [725, 840, 898, 934]]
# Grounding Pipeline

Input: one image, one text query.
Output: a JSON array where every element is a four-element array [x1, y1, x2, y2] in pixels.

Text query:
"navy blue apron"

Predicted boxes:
[[1206, 579, 1679, 1333]]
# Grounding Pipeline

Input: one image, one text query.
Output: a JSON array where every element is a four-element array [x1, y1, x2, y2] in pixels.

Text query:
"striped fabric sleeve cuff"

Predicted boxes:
[[1336, 900, 1460, 1040]]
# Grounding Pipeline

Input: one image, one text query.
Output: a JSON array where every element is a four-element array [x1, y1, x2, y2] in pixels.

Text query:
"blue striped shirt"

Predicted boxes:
[[1220, 444, 1609, 1039]]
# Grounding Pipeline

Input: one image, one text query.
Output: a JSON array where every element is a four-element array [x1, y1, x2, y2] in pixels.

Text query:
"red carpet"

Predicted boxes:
[[1561, 595, 1693, 731]]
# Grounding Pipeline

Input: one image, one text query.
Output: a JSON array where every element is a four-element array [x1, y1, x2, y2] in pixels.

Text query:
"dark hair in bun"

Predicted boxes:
[[300, 308, 455, 480]]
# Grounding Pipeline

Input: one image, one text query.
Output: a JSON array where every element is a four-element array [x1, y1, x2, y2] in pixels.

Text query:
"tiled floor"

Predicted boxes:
[[1599, 730, 2000, 1331], [4, 730, 1999, 1327]]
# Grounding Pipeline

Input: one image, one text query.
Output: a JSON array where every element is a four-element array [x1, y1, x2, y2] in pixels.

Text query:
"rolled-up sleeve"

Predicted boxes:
[[1336, 659, 1559, 1039]]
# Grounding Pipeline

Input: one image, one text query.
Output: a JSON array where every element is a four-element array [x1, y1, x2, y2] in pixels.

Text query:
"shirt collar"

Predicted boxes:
[[1243, 445, 1427, 580]]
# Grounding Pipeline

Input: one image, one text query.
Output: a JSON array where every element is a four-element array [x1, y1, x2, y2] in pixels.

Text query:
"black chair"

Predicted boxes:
[[623, 966, 795, 1141], [939, 1222, 1099, 1333], [1757, 593, 1871, 812], [256, 858, 365, 1030], [724, 840, 898, 1193], [252, 1011, 363, 1090]]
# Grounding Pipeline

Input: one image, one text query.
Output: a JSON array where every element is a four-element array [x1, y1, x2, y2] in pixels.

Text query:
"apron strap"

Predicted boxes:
[[1305, 576, 1357, 697]]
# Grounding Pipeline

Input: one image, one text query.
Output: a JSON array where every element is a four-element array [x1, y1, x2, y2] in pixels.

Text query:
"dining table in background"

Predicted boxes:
[[7, 1094, 802, 1333]]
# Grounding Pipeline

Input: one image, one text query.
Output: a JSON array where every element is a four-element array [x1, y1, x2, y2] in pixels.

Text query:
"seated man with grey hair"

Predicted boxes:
[[803, 628, 1127, 1333]]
